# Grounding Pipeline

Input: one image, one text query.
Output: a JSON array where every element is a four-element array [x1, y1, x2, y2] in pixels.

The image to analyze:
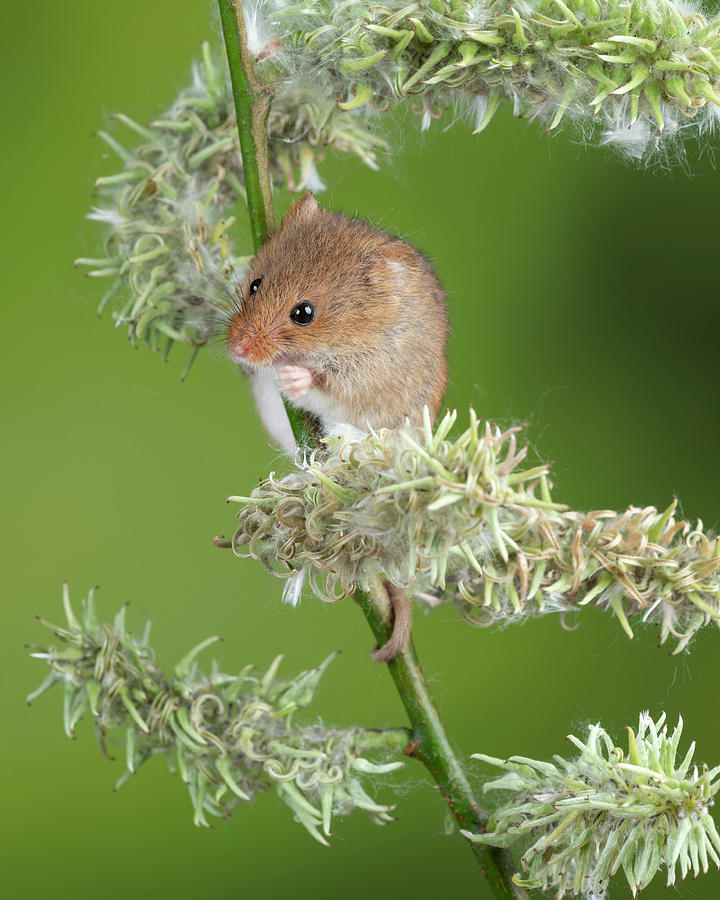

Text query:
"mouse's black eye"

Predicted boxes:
[[249, 277, 262, 295], [290, 302, 315, 326]]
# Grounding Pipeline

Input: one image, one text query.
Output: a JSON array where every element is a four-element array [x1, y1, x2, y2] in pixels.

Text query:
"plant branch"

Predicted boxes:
[[217, 0, 275, 250], [357, 582, 520, 899]]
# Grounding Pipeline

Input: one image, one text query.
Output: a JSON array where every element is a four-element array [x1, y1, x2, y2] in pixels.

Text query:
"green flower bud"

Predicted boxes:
[[226, 408, 720, 652], [28, 587, 408, 842], [464, 713, 720, 897]]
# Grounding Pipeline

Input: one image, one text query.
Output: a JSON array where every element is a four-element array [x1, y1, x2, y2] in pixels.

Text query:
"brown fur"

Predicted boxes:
[[227, 192, 449, 430]]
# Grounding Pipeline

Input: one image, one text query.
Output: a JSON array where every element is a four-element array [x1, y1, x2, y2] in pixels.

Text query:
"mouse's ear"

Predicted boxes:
[[283, 191, 320, 225]]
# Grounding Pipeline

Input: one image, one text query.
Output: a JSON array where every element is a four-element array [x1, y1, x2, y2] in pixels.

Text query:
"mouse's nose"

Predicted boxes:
[[229, 331, 271, 365], [228, 337, 251, 362], [230, 343, 248, 361]]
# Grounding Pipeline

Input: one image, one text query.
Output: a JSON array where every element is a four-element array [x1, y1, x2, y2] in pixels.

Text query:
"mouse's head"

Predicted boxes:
[[227, 192, 401, 368]]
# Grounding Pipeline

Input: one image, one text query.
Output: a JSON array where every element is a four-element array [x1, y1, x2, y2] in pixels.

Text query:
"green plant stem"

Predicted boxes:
[[217, 0, 275, 250], [357, 584, 519, 899]]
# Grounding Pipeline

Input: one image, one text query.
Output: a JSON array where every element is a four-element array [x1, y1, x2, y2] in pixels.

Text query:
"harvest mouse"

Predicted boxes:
[[227, 191, 449, 444], [226, 192, 449, 662]]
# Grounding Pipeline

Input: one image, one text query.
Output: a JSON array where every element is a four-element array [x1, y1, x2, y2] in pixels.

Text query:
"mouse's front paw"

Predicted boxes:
[[276, 365, 314, 399]]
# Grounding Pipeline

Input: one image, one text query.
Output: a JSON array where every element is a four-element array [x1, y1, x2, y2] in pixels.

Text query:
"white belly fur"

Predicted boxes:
[[279, 378, 367, 443]]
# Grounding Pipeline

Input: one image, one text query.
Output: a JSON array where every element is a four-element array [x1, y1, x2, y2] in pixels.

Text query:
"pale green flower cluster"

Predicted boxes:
[[463, 712, 720, 896], [27, 586, 407, 843], [225, 408, 720, 651], [267, 0, 720, 160]]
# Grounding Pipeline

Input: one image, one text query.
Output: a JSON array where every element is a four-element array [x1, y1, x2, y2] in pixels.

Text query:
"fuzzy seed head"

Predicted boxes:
[[28, 586, 407, 842], [225, 408, 720, 652], [464, 712, 720, 896]]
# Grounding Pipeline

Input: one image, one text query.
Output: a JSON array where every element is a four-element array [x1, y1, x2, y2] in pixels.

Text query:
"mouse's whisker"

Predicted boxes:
[[203, 297, 239, 322], [264, 307, 287, 332], [264, 321, 289, 339]]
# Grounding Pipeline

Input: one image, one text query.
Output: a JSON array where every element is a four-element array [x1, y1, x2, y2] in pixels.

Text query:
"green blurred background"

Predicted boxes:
[[4, 2, 720, 897]]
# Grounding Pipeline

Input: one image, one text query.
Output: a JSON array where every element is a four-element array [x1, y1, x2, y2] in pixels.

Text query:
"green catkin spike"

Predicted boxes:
[[364, 24, 408, 41], [215, 758, 251, 800], [695, 80, 720, 107], [125, 724, 137, 773], [127, 244, 169, 265], [175, 706, 208, 745], [74, 255, 125, 268], [648, 499, 678, 543], [68, 691, 88, 733], [422, 403, 434, 450], [95, 130, 134, 164], [338, 82, 373, 110], [201, 40, 222, 102], [463, 30, 505, 46], [400, 43, 452, 93], [118, 686, 150, 733], [644, 80, 665, 130], [188, 137, 235, 169], [94, 168, 148, 188], [609, 593, 635, 639], [596, 51, 637, 64], [486, 504, 509, 564], [62, 582, 80, 631], [96, 279, 123, 317], [85, 267, 122, 278], [111, 113, 157, 142], [135, 298, 173, 341], [310, 469, 359, 503], [192, 775, 209, 828], [576, 571, 613, 606], [388, 28, 415, 59], [179, 346, 200, 381], [457, 41, 481, 66], [511, 7, 530, 49], [606, 34, 657, 52], [176, 745, 189, 784], [340, 49, 387, 76], [26, 671, 58, 705], [473, 89, 502, 133], [150, 118, 194, 133], [686, 591, 720, 619], [162, 334, 174, 363], [697, 48, 720, 76], [407, 17, 433, 43], [654, 59, 692, 72], [549, 83, 576, 129], [129, 266, 162, 319], [174, 635, 222, 680], [62, 687, 76, 737], [320, 785, 334, 836], [552, 0, 582, 26], [176, 96, 216, 113], [666, 77, 693, 106], [588, 62, 619, 93], [613, 64, 649, 95]]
